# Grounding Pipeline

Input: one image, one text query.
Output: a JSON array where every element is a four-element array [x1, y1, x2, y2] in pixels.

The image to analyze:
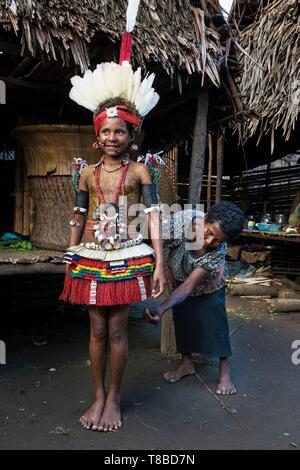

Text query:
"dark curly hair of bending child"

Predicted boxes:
[[206, 201, 245, 241]]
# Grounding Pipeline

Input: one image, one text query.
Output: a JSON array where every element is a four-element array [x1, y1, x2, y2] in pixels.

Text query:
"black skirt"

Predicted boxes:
[[173, 287, 232, 358]]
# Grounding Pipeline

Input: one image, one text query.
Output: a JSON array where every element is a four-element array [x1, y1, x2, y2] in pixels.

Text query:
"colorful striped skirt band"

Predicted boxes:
[[59, 243, 155, 306]]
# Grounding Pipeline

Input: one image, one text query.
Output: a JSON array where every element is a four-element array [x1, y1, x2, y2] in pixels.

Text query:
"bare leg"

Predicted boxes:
[[216, 357, 237, 395], [163, 354, 195, 383], [80, 306, 108, 430], [98, 304, 130, 432]]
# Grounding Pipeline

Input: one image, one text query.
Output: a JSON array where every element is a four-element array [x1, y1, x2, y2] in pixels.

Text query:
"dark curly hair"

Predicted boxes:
[[93, 96, 141, 136], [206, 201, 245, 241]]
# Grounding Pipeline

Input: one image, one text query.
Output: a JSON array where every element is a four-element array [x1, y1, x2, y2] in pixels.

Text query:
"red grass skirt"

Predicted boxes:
[[59, 255, 154, 306]]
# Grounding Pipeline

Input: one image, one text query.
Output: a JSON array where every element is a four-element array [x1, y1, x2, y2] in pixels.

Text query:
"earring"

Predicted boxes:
[[130, 143, 139, 151], [93, 141, 103, 150]]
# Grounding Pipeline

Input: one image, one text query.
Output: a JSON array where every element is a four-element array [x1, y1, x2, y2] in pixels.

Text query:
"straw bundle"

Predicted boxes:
[[0, 0, 224, 85], [234, 0, 300, 148]]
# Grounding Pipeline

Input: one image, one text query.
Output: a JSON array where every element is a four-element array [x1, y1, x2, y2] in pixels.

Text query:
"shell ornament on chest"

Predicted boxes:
[[92, 203, 126, 250], [87, 161, 143, 251], [90, 202, 143, 251]]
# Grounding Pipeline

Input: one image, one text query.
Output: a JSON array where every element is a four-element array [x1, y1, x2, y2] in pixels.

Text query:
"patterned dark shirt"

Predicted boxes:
[[162, 210, 227, 296]]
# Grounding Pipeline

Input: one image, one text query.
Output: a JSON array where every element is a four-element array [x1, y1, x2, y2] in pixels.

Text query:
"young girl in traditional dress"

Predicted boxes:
[[60, 64, 166, 432]]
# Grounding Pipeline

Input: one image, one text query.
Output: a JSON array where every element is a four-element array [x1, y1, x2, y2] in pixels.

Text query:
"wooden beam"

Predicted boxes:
[[207, 133, 213, 210], [262, 153, 271, 214], [188, 91, 209, 205], [208, 110, 245, 129], [10, 57, 33, 77], [0, 41, 22, 56], [226, 69, 244, 114], [147, 90, 198, 120], [13, 147, 24, 234], [216, 128, 224, 203], [0, 75, 68, 94]]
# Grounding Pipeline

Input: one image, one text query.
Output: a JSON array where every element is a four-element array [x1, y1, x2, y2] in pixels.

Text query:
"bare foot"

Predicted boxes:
[[163, 363, 195, 383], [98, 397, 122, 432], [79, 397, 106, 431], [216, 374, 237, 395]]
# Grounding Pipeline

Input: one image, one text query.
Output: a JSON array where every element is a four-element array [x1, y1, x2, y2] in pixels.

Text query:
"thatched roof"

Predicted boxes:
[[0, 0, 231, 87], [232, 0, 300, 148]]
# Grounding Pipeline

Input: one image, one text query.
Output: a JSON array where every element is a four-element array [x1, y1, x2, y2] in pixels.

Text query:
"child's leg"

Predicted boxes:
[[80, 306, 108, 430], [98, 304, 130, 432], [216, 357, 237, 395], [163, 353, 195, 383]]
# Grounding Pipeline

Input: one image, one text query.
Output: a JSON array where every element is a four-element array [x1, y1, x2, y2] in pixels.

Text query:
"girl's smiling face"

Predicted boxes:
[[98, 118, 132, 158]]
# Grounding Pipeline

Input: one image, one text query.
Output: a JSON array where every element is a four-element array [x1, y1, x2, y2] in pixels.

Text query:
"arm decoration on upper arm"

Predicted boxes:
[[75, 190, 89, 212], [69, 190, 89, 228]]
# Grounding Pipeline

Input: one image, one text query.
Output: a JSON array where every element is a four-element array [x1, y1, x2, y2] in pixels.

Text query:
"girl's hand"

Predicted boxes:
[[143, 308, 162, 325], [152, 266, 167, 298]]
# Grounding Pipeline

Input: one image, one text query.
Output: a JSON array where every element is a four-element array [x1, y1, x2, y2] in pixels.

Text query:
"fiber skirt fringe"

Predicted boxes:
[[60, 244, 155, 306]]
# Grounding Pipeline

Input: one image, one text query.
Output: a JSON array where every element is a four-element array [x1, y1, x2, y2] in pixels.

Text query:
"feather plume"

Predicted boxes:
[[69, 62, 159, 117], [125, 0, 141, 33]]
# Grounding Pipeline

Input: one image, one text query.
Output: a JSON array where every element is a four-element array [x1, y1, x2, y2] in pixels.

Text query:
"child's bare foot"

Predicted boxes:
[[79, 396, 106, 430], [98, 396, 122, 432], [216, 358, 236, 395], [216, 374, 237, 395], [164, 358, 195, 383]]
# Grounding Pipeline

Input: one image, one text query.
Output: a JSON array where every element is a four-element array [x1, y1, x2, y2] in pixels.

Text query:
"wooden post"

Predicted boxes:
[[263, 153, 271, 215], [161, 309, 177, 356], [207, 133, 213, 210], [13, 147, 24, 234], [216, 127, 224, 203], [188, 91, 209, 206], [23, 160, 31, 236]]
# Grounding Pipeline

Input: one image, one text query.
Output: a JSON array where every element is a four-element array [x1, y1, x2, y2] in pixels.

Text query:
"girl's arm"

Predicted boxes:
[[69, 168, 89, 247], [137, 163, 166, 297], [144, 267, 209, 323]]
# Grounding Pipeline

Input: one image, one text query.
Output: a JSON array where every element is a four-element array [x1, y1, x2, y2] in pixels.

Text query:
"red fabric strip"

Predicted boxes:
[[119, 33, 133, 64], [93, 105, 141, 135]]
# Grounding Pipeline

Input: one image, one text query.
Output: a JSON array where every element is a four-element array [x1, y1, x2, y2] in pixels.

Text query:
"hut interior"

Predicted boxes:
[[0, 1, 247, 342], [1, 0, 299, 342], [0, 0, 242, 247], [224, 0, 300, 217], [226, 0, 300, 282]]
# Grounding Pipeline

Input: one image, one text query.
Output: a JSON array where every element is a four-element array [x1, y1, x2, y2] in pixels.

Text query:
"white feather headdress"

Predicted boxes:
[[69, 61, 159, 117]]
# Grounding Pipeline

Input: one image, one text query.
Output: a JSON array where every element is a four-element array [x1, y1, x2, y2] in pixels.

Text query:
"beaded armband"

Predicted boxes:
[[69, 191, 89, 227]]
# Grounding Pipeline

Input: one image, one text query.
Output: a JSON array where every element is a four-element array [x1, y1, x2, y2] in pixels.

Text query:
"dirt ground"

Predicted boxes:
[[1, 294, 300, 450]]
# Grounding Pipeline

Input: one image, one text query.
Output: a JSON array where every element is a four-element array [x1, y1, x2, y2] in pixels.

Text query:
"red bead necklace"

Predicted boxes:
[[94, 159, 129, 205]]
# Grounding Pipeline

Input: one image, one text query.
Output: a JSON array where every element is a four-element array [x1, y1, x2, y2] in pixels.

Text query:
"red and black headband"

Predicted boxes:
[[93, 105, 142, 136]]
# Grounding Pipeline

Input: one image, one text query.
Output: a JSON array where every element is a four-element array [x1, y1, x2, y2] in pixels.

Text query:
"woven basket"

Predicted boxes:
[[29, 176, 74, 250], [13, 125, 97, 249]]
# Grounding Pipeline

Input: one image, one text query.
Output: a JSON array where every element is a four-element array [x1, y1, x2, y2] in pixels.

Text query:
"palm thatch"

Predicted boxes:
[[0, 0, 229, 87], [233, 0, 300, 148]]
